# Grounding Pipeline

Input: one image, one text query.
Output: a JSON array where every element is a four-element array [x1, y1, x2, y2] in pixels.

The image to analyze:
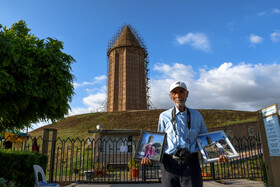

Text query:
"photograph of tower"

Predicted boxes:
[[107, 25, 150, 112]]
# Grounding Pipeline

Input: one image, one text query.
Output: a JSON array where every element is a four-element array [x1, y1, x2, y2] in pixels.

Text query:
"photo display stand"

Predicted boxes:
[[197, 130, 239, 163], [134, 131, 166, 163]]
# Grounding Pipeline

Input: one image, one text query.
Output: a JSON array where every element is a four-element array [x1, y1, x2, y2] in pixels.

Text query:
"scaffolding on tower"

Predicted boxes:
[[105, 24, 155, 110]]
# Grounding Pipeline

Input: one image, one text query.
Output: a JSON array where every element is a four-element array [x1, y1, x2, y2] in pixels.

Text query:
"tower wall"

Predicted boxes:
[[107, 47, 147, 112], [107, 26, 148, 112], [125, 47, 147, 110]]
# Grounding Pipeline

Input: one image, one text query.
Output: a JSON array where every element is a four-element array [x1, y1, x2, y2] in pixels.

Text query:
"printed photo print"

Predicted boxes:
[[134, 131, 166, 162], [197, 130, 238, 163]]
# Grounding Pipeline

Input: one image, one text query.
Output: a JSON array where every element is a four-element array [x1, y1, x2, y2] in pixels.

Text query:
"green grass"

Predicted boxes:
[[30, 109, 258, 139]]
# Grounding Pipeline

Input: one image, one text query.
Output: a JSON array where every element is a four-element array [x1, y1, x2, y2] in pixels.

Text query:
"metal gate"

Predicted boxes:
[[1, 131, 264, 184]]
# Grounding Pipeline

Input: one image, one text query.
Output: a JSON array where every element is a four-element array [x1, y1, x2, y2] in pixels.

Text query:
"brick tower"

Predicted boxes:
[[107, 25, 149, 112]]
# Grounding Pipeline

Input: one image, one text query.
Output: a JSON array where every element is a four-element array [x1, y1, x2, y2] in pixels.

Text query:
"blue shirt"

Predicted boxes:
[[158, 107, 208, 154]]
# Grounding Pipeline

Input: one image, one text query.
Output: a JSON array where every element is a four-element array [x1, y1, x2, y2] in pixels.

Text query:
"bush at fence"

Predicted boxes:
[[0, 149, 48, 187], [262, 162, 268, 187]]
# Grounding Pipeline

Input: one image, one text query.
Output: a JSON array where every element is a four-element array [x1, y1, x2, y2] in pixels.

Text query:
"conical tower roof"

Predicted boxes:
[[111, 26, 142, 50]]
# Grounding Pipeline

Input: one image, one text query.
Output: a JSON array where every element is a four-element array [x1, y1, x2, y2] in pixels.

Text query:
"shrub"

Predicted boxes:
[[94, 162, 107, 170], [0, 178, 7, 186], [0, 149, 48, 187], [127, 158, 140, 170], [262, 162, 268, 187]]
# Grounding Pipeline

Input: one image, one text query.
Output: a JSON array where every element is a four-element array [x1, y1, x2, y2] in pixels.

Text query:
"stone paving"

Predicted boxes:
[[66, 179, 265, 187]]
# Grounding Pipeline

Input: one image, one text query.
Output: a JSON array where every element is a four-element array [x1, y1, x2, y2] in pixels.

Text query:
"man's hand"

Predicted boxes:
[[218, 155, 229, 163], [141, 157, 152, 166]]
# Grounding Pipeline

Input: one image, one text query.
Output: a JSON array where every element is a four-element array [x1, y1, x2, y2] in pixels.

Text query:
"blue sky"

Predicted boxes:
[[1, 1, 280, 130]]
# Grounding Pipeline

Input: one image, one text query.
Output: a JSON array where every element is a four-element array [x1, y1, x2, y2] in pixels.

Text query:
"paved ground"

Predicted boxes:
[[65, 179, 265, 187]]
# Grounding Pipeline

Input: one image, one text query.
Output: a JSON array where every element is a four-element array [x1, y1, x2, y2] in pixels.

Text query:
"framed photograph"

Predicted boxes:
[[134, 131, 166, 163], [197, 130, 239, 163]]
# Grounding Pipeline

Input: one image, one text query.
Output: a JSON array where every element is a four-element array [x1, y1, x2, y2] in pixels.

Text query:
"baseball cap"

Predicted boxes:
[[169, 81, 187, 92]]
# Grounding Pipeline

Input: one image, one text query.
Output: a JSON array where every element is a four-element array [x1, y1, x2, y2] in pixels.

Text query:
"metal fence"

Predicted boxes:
[[0, 132, 264, 184]]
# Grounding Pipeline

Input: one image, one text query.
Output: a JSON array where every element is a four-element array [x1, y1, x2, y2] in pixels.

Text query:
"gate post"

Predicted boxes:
[[142, 164, 146, 182], [42, 129, 49, 154], [42, 128, 57, 182], [49, 129, 57, 182], [258, 104, 280, 187], [210, 162, 215, 181]]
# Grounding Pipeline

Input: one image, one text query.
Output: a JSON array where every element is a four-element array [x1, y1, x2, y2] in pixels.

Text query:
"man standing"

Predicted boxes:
[[215, 141, 225, 155], [142, 81, 208, 187]]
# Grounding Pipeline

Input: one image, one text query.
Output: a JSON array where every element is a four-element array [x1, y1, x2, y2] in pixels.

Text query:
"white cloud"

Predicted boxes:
[[83, 92, 106, 109], [154, 63, 195, 82], [68, 92, 107, 116], [31, 61, 280, 130], [249, 34, 263, 45], [176, 32, 211, 52], [95, 75, 107, 81], [85, 85, 107, 94], [258, 9, 280, 16], [271, 31, 280, 43], [74, 75, 107, 88], [272, 8, 280, 14], [68, 107, 91, 116], [258, 11, 267, 16], [150, 62, 280, 111], [68, 77, 107, 117]]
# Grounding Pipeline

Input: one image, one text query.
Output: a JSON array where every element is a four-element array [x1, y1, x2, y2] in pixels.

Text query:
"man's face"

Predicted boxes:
[[169, 87, 189, 108]]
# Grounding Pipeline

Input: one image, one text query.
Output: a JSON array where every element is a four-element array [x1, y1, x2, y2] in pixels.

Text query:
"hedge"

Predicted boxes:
[[0, 149, 48, 187]]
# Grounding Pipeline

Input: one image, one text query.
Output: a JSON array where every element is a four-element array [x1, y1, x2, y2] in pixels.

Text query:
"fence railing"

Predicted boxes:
[[0, 133, 264, 183]]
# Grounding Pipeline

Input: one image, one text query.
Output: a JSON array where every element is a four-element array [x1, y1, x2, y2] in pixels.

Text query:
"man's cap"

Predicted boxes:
[[169, 81, 187, 92]]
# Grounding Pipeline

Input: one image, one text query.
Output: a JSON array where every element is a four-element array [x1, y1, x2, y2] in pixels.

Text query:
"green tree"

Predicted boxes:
[[0, 20, 75, 131]]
